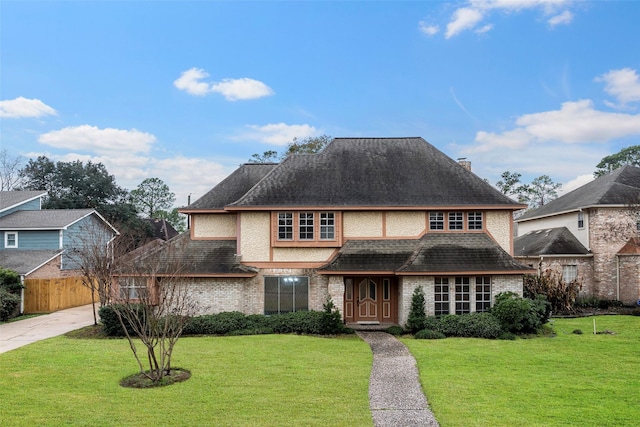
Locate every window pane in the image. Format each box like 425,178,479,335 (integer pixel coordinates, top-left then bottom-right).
294,278,309,311
345,278,353,300
278,213,293,240
320,213,335,240
369,280,376,301
429,212,444,230
449,212,463,230
264,277,279,315
562,265,577,282
468,212,483,230
299,212,314,240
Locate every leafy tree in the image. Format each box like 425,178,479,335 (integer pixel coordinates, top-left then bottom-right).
595,145,640,177
248,135,332,163
0,149,26,191
130,178,175,219
525,175,562,209
406,286,427,333
495,171,529,203
0,268,23,321
156,208,187,233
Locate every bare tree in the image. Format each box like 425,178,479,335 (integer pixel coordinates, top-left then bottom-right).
0,149,25,191
111,238,199,383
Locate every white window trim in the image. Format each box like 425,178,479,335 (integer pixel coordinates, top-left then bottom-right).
4,231,18,248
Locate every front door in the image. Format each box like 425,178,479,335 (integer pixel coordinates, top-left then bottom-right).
357,277,378,321
343,276,398,324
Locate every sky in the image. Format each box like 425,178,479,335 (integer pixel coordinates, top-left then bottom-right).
2,0,640,208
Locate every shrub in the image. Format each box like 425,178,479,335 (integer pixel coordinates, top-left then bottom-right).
631,307,640,317
99,304,147,337
414,329,446,340
0,268,23,294
406,286,427,333
498,331,517,340
491,292,550,334
0,288,21,321
385,325,405,336
524,270,581,313
183,311,248,335
430,313,504,339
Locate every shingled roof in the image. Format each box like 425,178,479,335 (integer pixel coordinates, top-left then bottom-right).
0,250,62,275
183,163,278,211
320,233,532,274
518,165,640,221
0,209,97,229
223,138,523,209
118,232,257,277
0,191,46,212
514,227,590,256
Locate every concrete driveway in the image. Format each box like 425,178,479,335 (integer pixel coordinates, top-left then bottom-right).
0,304,97,354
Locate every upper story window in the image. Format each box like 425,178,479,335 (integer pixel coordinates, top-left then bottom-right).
430,211,484,231
274,211,339,246
577,212,584,229
4,232,18,248
429,212,444,230
278,213,293,240
468,212,483,230
448,212,464,230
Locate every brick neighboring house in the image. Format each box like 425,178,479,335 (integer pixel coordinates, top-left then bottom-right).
119,137,532,326
515,166,640,305
0,191,119,313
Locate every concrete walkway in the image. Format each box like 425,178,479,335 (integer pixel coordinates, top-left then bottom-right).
358,331,439,427
0,304,97,354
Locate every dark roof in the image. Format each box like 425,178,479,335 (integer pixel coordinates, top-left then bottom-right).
518,165,640,221
225,138,523,209
320,233,531,274
119,232,257,276
0,209,96,229
618,237,640,255
0,250,62,275
144,218,179,241
0,191,46,212
514,227,590,256
183,163,278,210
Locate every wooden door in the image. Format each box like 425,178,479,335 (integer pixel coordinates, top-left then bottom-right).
357,277,378,321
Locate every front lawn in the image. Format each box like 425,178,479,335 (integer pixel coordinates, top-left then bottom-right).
403,315,640,427
0,334,372,426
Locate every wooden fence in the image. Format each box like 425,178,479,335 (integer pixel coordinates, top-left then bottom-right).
23,277,95,313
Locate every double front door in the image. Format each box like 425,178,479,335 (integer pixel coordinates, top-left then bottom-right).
344,276,397,324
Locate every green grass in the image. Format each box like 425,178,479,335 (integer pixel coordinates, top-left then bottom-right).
0,334,372,426
403,315,640,427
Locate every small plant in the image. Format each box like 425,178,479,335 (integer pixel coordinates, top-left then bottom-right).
572,329,583,334
414,329,446,340
498,331,517,340
385,325,405,336
406,286,427,333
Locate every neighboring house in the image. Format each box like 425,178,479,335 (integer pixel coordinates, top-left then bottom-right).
121,137,532,326
144,218,179,241
515,166,640,305
0,191,119,313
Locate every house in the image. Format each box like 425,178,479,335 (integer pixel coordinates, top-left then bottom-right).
515,165,640,305
144,218,179,241
0,191,119,313
122,137,532,326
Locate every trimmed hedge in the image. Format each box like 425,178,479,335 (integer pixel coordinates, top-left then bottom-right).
418,312,504,339
414,329,445,339
490,292,551,334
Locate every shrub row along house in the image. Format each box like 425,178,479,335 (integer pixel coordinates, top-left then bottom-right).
116,137,533,326
515,165,640,306
0,191,118,313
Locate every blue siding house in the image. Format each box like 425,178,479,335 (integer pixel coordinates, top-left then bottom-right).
0,191,119,312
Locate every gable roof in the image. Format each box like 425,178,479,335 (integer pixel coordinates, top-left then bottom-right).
182,163,278,211
0,249,63,276
144,218,179,241
320,233,532,275
0,191,46,213
0,209,97,230
218,137,523,209
117,232,257,277
518,165,640,222
514,227,590,256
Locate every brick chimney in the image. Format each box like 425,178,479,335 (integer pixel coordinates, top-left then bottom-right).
457,158,471,172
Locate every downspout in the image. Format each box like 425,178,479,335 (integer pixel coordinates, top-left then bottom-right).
616,255,620,301
20,275,25,314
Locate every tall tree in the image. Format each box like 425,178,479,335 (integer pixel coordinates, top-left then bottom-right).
496,171,529,203
0,149,26,191
248,135,332,163
249,150,279,163
130,178,175,218
594,145,640,177
525,175,562,209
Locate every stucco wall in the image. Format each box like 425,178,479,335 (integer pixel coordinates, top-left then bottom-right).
343,212,383,238
486,211,513,253
385,211,426,237
272,247,337,262
192,213,237,238
239,212,271,262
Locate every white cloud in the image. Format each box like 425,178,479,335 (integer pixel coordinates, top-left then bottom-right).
245,123,319,146
173,67,274,100
418,21,439,36
560,174,594,195
38,125,156,155
548,10,573,26
431,0,575,39
595,68,640,108
0,97,57,118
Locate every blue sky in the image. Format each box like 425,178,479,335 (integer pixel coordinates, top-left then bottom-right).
2,1,639,207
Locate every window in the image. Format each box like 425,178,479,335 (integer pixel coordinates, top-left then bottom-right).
430,212,444,230
562,265,577,283
4,232,18,248
475,276,491,312
448,212,464,230
468,212,483,230
278,213,293,240
320,212,335,240
120,277,146,300
299,212,314,240
264,276,309,315
434,278,449,315
577,212,584,229
455,277,470,314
